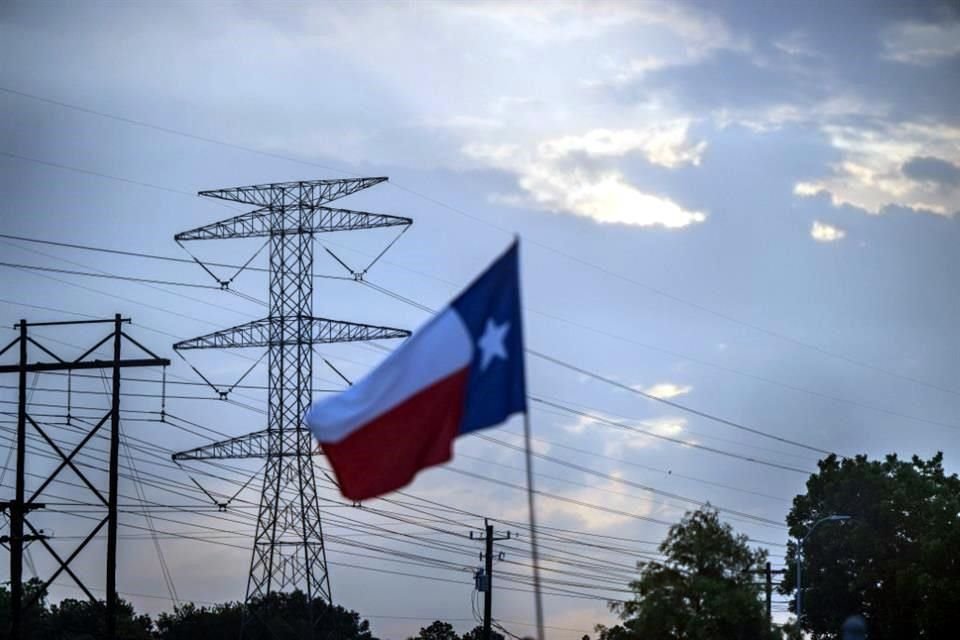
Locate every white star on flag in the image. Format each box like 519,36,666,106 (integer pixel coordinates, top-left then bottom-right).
477,318,510,371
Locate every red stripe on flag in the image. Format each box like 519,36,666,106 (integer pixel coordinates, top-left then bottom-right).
320,367,470,501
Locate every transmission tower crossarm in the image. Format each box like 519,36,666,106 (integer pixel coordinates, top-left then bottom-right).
198,177,388,207
175,205,411,241
172,429,326,461
173,429,270,461
173,317,410,350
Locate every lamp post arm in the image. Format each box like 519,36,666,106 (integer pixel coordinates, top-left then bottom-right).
796,515,851,625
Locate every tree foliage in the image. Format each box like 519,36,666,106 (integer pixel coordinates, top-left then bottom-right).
0,585,376,640
0,579,152,639
407,621,506,640
156,591,376,640
461,625,505,640
783,452,960,639
613,507,777,640
407,620,460,640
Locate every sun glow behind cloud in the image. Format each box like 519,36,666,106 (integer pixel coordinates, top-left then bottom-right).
810,220,846,243
794,123,960,216
637,383,694,399
465,122,708,229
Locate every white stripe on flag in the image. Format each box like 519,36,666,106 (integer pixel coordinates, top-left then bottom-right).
305,307,473,443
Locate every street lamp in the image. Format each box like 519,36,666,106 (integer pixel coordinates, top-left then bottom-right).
796,515,851,624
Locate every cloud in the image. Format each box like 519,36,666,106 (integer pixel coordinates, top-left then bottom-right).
452,0,739,52
562,411,688,451
773,30,825,59
810,220,846,243
518,169,707,228
533,471,659,531
538,123,707,168
563,414,595,435
793,122,960,216
464,123,708,229
610,417,687,453
636,382,693,399
881,20,960,66
719,95,888,134
421,115,503,131
902,156,960,186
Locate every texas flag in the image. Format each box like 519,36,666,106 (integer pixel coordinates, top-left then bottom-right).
305,241,526,501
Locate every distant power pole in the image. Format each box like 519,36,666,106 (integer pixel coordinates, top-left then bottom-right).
765,561,772,623
745,562,785,624
0,315,169,640
472,522,512,640
169,178,412,627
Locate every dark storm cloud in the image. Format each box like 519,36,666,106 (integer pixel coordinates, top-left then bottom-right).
902,156,960,186
600,0,960,125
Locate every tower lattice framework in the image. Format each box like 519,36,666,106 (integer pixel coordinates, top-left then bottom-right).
171,178,411,607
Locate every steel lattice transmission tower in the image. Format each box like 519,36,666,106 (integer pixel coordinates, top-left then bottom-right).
171,178,411,607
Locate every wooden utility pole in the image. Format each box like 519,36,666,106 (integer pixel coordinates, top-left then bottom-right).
472,522,511,640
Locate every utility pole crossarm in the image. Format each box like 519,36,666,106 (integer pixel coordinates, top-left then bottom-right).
174,205,411,241
198,177,388,207
173,317,410,350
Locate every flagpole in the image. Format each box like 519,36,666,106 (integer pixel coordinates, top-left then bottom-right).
523,410,546,640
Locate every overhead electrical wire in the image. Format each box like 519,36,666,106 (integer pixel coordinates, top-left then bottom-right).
1,240,840,461
3,410,676,584
0,243,837,458
5,386,794,537
0,260,223,290
1,292,824,510
0,140,960,418
3,82,955,403
1,229,944,490
0,196,820,608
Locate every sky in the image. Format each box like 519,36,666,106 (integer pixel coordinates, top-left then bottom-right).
1,0,960,637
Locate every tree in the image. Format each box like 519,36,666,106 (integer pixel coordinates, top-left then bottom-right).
155,591,377,640
407,620,460,640
154,601,244,640
612,507,777,640
782,452,960,639
593,624,634,640
462,625,505,640
47,597,153,640
0,581,151,640
0,578,52,639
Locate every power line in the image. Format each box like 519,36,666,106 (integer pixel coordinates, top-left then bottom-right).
474,433,785,528
0,150,201,198
0,232,353,282
0,260,223,290
0,264,804,596
0,233,930,482
1,416,668,592
530,397,812,475
2,391,793,534
3,84,955,400
528,350,833,455
527,391,819,466
7,402,644,604
3,287,821,487
493,424,790,503
358,282,835,456
7,229,960,436
17,336,793,506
